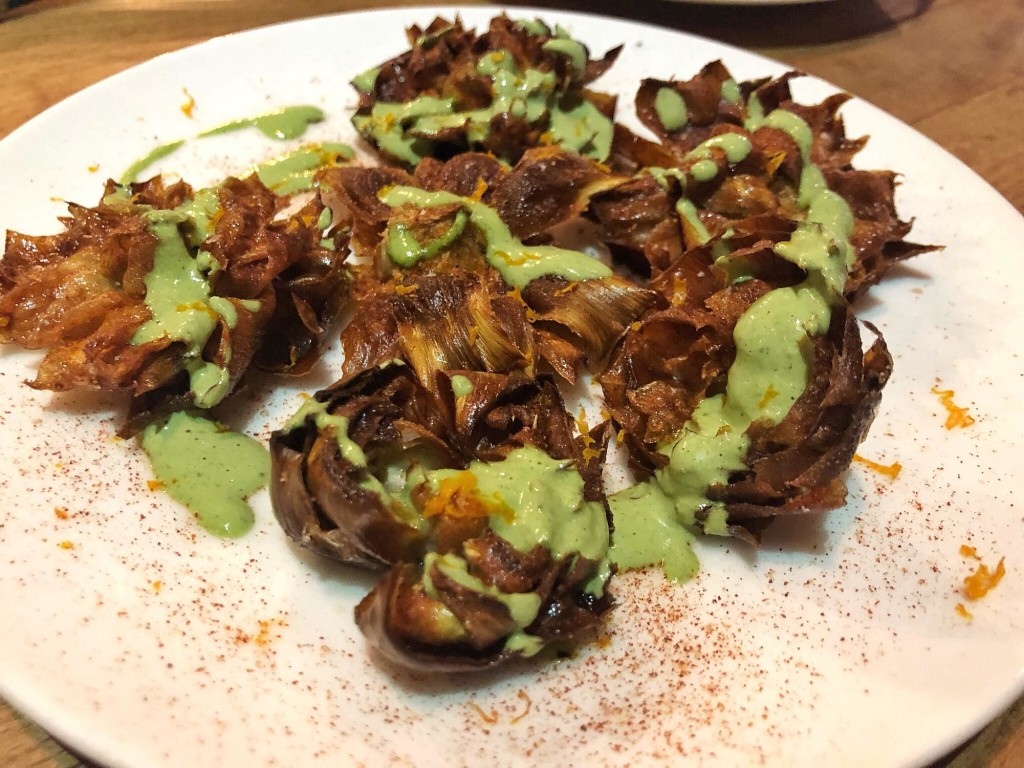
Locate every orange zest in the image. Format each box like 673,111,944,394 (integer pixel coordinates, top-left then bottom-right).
962,556,1006,600
506,285,526,305
469,702,499,724
758,385,779,410
764,151,787,176
959,544,979,560
498,249,540,266
852,454,902,480
180,87,196,118
577,408,600,463
470,177,489,201
510,689,532,724
955,602,973,621
421,472,513,522
930,385,975,429
670,275,688,306
554,282,577,297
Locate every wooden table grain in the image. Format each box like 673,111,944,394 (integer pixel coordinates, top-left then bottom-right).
0,1,1021,766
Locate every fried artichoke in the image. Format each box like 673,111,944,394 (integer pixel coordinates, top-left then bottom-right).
318,148,654,388
591,63,927,532
0,174,351,431
350,15,621,166
270,362,612,670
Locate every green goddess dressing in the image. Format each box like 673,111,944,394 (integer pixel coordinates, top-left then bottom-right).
422,446,611,655
141,411,269,538
378,185,612,288
120,105,331,184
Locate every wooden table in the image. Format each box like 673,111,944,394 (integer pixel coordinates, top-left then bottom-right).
0,1,1021,766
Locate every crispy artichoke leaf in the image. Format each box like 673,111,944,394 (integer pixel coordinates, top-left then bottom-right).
341,270,533,391
523,275,656,365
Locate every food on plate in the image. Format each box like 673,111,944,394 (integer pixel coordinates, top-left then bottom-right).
0,172,350,431
0,13,936,672
317,148,653,388
271,362,612,668
963,555,1007,600
931,383,975,429
0,156,353,536
591,64,930,558
350,15,620,166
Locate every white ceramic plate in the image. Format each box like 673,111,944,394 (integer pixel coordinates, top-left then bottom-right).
1,7,1021,768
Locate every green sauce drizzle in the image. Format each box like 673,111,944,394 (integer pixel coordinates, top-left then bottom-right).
199,105,325,141
284,392,427,531
351,65,381,93
686,133,753,165
285,397,367,464
418,445,612,654
720,78,742,105
514,18,551,36
176,187,221,246
427,446,609,564
542,37,587,76
450,374,474,398
547,94,613,160
644,134,754,245
120,105,329,183
423,551,545,654
654,88,688,132
675,198,712,243
140,411,269,538
608,482,699,583
132,209,237,408
120,141,185,185
387,209,469,268
424,552,543,627
379,185,611,288
253,142,354,194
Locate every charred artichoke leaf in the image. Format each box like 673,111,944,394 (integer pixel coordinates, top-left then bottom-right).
603,65,926,580
635,61,745,149
711,311,892,519
252,195,353,375
522,275,656,366
268,360,614,671
620,62,934,300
